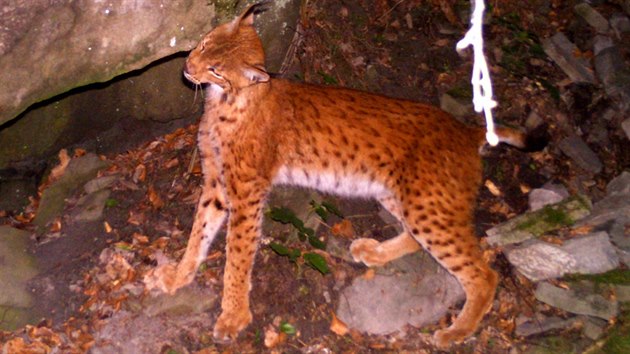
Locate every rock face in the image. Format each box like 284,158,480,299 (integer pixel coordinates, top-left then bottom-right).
0,0,217,126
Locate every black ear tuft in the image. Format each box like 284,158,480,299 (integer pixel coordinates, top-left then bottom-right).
522,124,550,152
240,1,272,26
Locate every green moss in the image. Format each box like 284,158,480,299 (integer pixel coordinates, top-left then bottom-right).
566,270,630,285
597,306,630,354
516,204,573,231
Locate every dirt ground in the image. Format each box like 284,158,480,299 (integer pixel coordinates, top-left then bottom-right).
2,0,630,353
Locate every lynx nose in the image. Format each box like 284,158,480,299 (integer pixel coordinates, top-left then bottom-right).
183,61,200,84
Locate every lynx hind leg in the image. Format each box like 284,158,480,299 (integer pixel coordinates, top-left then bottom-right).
402,197,497,348
144,176,227,294
350,195,421,267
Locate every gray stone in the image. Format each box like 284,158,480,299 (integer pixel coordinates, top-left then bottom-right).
607,171,630,196
264,186,324,239
542,33,596,84
577,195,630,227
528,183,569,211
507,241,576,281
0,178,37,211
33,153,110,233
525,111,544,130
574,3,610,33
582,317,607,340
84,175,119,194
515,314,579,337
0,226,39,330
593,35,630,106
611,13,630,35
622,118,630,140
535,282,618,320
486,195,592,246
615,285,630,302
73,189,112,222
337,252,464,334
558,134,603,173
562,232,620,274
143,285,218,317
439,93,473,119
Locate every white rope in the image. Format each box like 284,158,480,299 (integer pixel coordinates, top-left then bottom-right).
456,0,499,146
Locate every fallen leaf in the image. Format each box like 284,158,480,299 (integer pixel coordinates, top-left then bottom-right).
331,219,355,238
133,164,146,183
164,157,179,169
103,221,113,233
147,185,164,209
362,268,375,280
264,326,287,348
484,179,502,196
330,312,349,336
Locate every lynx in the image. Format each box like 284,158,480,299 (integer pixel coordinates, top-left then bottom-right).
145,3,539,348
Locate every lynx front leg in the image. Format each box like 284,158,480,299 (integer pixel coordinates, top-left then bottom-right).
213,180,269,342
144,158,227,294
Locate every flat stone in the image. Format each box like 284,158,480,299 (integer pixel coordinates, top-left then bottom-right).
578,195,630,227
593,35,630,98
33,153,110,233
73,189,112,222
574,3,610,33
439,93,473,119
622,118,630,140
558,134,603,173
528,183,569,211
143,285,218,317
515,314,579,337
582,317,607,340
507,241,576,281
562,232,619,274
487,195,592,246
611,13,630,35
542,33,596,84
0,226,39,330
0,178,37,211
615,285,630,302
84,175,118,194
607,171,630,196
535,282,618,320
337,252,464,335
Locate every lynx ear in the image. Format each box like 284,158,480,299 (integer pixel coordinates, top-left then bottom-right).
238,1,271,26
243,65,270,84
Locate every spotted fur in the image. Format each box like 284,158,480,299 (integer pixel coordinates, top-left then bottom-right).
144,3,531,348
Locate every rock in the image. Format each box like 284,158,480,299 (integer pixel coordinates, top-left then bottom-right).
577,195,630,228
0,226,39,330
622,118,630,140
33,153,110,233
0,0,217,125
558,134,603,173
525,111,544,130
143,285,218,317
582,317,607,340
0,178,37,211
507,232,619,281
534,282,618,320
73,189,112,222
593,35,630,109
507,241,576,281
610,13,630,35
528,183,569,211
574,3,610,33
562,232,620,274
336,252,465,335
486,195,592,246
542,33,596,84
264,186,324,240
439,93,473,119
84,175,119,194
515,314,579,337
615,285,630,302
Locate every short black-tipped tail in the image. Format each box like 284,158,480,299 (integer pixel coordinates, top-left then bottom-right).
493,124,549,152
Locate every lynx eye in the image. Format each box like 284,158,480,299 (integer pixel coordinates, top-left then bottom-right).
208,66,223,79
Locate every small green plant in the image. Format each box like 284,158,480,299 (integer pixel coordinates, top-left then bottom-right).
310,200,344,221
267,205,336,275
317,71,338,85
105,198,119,208
280,321,297,335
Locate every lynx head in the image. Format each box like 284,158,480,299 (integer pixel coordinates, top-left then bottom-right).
184,2,270,92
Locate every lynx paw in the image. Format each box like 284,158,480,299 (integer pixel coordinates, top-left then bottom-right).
350,238,386,267
213,309,253,343
143,263,191,294
433,327,470,349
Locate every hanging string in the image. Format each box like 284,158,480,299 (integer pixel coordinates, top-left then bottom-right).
456,0,499,146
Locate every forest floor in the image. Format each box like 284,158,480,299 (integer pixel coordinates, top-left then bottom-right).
1,0,630,353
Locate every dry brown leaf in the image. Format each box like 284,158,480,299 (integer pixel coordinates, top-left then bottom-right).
103,221,113,233
264,326,287,348
569,224,594,236
49,218,62,233
165,157,180,169
330,312,349,336
147,185,164,209
132,232,149,244
127,210,146,226
133,164,146,183
331,219,355,239
484,179,502,196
